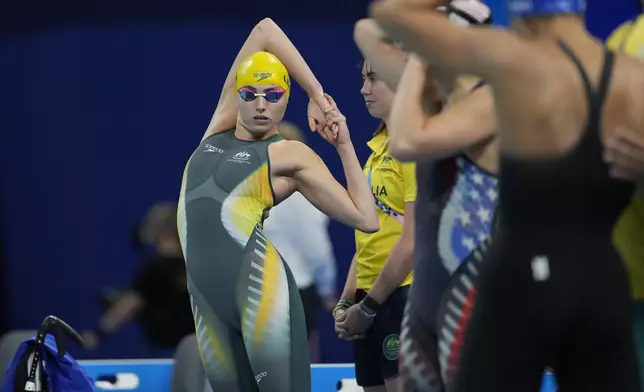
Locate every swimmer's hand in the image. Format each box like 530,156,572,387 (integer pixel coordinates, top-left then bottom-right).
317,93,351,146
604,127,644,184
307,92,333,133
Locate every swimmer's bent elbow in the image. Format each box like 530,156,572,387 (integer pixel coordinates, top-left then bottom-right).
255,18,279,35
389,138,425,162
389,128,468,162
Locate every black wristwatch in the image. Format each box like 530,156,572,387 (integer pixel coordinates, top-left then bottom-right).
361,295,382,314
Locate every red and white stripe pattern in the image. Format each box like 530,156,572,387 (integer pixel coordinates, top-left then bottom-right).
436,238,490,387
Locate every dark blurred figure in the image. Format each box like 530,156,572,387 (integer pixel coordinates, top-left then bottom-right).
83,202,194,358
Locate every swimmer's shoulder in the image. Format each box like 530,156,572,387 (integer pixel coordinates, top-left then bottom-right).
201,128,234,144
269,140,321,174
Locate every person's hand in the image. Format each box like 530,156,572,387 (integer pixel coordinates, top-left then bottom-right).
81,330,100,350
334,310,366,341
307,92,333,133
334,307,348,335
604,127,644,184
332,299,353,321
317,94,351,147
335,302,375,339
333,299,365,340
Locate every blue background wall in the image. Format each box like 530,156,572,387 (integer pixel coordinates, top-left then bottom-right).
0,0,640,361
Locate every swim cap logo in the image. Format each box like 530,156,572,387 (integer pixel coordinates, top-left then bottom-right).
382,334,400,360
254,72,272,82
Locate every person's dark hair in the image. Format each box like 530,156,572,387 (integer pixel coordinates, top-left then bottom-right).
362,57,442,134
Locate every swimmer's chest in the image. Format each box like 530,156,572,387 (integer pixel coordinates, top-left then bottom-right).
188,131,277,194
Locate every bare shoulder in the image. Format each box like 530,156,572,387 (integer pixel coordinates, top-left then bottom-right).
482,27,542,70
270,139,316,160
514,38,554,75
493,40,559,94
269,140,319,175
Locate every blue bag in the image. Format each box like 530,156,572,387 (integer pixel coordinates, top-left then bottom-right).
1,316,93,392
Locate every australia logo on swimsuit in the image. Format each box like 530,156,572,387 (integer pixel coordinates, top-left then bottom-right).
254,72,272,82
228,151,252,164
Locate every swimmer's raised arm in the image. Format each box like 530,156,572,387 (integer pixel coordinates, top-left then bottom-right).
205,17,328,139
354,19,408,90
290,142,379,233
271,95,379,233
273,141,379,233
389,55,496,161
370,0,533,81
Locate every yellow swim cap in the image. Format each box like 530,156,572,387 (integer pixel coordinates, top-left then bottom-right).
235,51,291,95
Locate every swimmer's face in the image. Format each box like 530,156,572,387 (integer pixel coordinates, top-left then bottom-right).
237,84,288,136
361,62,395,120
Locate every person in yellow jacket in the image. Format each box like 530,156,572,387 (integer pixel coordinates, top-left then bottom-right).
607,16,644,386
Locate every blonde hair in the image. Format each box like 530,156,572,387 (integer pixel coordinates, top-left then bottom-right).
140,201,178,246
278,121,306,142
